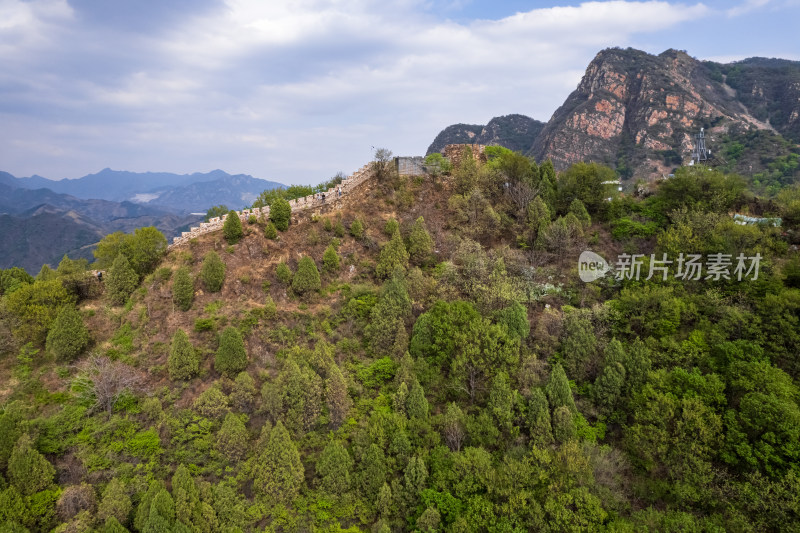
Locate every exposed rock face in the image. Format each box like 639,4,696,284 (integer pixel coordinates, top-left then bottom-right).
428,48,800,180
426,114,544,155
531,48,784,178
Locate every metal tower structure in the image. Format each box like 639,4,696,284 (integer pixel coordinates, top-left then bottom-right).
692,128,710,164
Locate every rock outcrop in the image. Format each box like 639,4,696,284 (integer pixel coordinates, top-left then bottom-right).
426,114,544,155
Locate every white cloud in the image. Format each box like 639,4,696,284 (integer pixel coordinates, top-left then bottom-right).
0,0,795,183
727,0,771,17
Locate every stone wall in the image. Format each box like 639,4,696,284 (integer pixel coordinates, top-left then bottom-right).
443,144,487,167
395,156,426,176
168,163,374,249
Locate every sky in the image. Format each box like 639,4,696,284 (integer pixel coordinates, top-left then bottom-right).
1,0,799,185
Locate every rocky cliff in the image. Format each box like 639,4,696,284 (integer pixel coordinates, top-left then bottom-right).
426,114,544,155
429,48,800,181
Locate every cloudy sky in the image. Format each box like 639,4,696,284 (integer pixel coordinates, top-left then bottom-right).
1,0,798,185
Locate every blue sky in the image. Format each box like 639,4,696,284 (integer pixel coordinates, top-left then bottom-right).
1,0,798,185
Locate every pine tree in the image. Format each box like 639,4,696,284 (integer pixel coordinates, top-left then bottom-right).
394,382,409,416
528,388,553,447
276,261,292,285
172,464,203,530
102,517,130,533
568,198,591,228
0,486,27,527
442,402,465,451
143,488,175,533
252,421,304,505
97,478,132,526
408,216,434,264
45,305,90,361
417,507,441,533
546,363,576,414
200,251,226,293
172,266,194,311
359,443,387,498
292,256,321,295
8,434,55,495
404,455,428,495
406,380,429,420
270,197,292,231
215,327,247,377
322,244,340,273
350,218,364,239
216,412,249,460
106,254,138,305
316,440,353,496
384,217,400,237
552,405,576,444
230,371,256,412
169,329,198,381
264,221,278,239
223,210,243,244
326,363,351,429
488,371,514,434
376,231,409,279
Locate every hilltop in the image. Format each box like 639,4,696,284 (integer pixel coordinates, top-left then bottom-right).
1,148,800,532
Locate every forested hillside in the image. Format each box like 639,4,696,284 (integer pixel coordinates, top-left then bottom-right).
1,147,800,532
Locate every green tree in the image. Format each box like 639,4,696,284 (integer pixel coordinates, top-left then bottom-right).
270,197,292,232
97,478,131,525
552,405,576,444
488,371,515,435
215,327,247,377
4,279,74,345
454,146,479,194
172,464,204,531
276,261,292,285
275,358,323,433
556,162,615,214
350,218,365,239
326,363,352,429
223,210,243,244
102,516,129,533
45,305,89,361
322,244,340,273
205,204,229,222
527,195,551,238
106,254,138,305
408,216,434,264
528,388,554,447
366,273,412,354
143,489,175,533
292,256,321,295
546,363,576,414
133,482,165,533
316,440,353,496
168,329,198,381
359,443,387,498
568,198,591,228
230,371,256,412
217,413,249,460
376,231,410,279
441,402,466,451
172,266,194,311
200,251,225,292
384,218,400,237
424,152,452,180
406,379,429,420
8,434,55,495
560,312,597,382
252,421,304,505
417,506,441,533
126,227,168,278
0,267,33,295
264,221,278,239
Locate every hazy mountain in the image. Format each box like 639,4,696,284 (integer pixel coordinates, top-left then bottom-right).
6,168,284,211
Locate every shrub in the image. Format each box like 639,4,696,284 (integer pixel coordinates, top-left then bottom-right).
350,218,364,239
46,306,90,362
216,412,249,460
276,262,292,285
248,214,257,224
223,210,243,244
8,434,55,495
193,385,230,419
270,197,292,231
323,218,333,232
333,221,346,238
408,216,434,264
172,266,194,311
106,254,138,305
168,329,198,381
376,232,409,279
384,218,400,237
322,244,340,273
292,256,321,295
215,327,247,377
264,221,278,240
201,251,226,292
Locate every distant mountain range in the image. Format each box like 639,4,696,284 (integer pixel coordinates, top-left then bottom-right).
0,168,284,213
0,169,286,272
429,48,800,181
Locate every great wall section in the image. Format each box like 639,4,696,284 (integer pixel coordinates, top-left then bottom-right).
167,144,487,250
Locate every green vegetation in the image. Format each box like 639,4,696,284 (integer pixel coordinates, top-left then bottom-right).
6,148,800,532
94,227,167,279
223,210,243,244
269,197,292,232
200,251,225,292
172,266,194,311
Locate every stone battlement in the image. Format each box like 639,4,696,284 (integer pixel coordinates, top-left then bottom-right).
168,163,373,249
